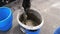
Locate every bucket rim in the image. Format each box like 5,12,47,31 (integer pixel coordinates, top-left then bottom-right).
17,8,44,30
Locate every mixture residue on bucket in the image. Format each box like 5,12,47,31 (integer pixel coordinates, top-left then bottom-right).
24,20,35,26
19,9,41,27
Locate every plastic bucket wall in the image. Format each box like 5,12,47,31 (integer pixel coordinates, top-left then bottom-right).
0,7,13,31
17,8,44,34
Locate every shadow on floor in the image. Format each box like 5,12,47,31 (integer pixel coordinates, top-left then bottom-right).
12,25,25,34
0,29,11,34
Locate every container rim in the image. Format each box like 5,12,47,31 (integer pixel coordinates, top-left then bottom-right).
0,7,12,22
17,8,44,30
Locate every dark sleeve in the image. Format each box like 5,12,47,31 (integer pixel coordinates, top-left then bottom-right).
22,0,31,9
